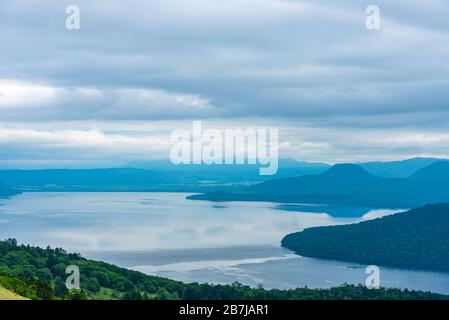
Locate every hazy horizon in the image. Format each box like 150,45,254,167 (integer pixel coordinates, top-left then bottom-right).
0,156,449,170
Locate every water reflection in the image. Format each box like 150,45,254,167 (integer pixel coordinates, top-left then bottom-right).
274,203,406,218
0,192,401,253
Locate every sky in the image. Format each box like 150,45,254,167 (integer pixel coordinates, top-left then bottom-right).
1,0,449,168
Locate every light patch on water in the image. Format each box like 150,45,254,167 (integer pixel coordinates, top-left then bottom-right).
132,254,298,273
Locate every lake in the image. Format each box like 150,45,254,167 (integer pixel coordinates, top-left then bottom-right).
1,192,449,294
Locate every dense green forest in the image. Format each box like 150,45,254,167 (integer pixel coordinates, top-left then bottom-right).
282,203,449,272
0,238,446,300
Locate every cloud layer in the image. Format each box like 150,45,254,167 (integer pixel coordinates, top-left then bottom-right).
0,0,449,165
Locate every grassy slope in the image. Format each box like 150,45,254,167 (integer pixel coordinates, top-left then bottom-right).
0,286,28,300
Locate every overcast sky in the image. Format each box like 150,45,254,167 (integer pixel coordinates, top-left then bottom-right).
1,0,449,168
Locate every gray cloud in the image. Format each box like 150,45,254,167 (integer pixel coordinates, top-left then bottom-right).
0,0,449,165
0,0,448,123
0,82,222,120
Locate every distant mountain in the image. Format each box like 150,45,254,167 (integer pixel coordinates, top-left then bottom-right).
126,158,330,181
0,182,20,197
0,159,330,192
409,161,449,180
188,162,449,207
247,164,388,195
0,169,183,192
360,157,448,178
115,157,449,179
2,157,447,196
282,203,449,272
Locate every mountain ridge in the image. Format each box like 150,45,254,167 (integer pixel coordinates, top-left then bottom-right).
359,157,448,178
188,161,449,207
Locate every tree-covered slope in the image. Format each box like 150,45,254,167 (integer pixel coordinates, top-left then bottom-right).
282,203,449,272
0,239,446,300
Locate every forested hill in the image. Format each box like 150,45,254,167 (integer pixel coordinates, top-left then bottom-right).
282,203,449,272
0,239,446,300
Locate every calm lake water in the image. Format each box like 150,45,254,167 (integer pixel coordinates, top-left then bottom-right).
1,192,449,294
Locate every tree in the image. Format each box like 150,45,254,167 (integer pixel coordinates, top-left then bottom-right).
35,278,54,300
54,276,69,296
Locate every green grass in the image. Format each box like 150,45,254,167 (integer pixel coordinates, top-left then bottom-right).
0,286,28,300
